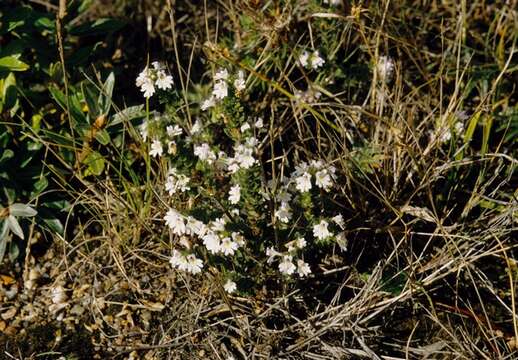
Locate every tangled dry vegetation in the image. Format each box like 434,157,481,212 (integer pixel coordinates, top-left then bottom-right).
1,0,517,359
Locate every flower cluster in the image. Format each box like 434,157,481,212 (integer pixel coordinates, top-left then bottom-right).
299,50,325,70
201,69,246,111
266,238,311,277
136,61,174,98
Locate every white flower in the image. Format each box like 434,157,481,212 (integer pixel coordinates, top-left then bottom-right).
278,255,296,275
164,209,186,235
439,128,452,143
136,67,151,87
240,123,251,133
201,97,215,111
234,71,246,92
151,61,165,70
191,119,203,134
309,50,325,69
254,117,264,128
141,78,155,98
295,172,312,192
376,56,395,82
202,232,221,254
275,202,292,223
315,169,332,191
156,70,173,90
324,0,342,5
185,216,206,236
299,51,310,67
213,81,228,99
139,121,148,141
214,68,229,81
266,247,281,264
194,143,216,163
210,217,226,232
332,214,345,229
296,237,307,249
185,254,203,274
149,139,163,157
313,220,332,240
220,237,238,256
336,231,348,251
277,189,292,203
454,121,465,135
167,125,183,137
224,280,237,294
231,232,245,247
296,259,311,277
300,51,325,70
169,249,186,269
228,184,241,204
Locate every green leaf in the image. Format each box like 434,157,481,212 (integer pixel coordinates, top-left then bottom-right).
42,217,64,235
110,105,145,127
101,72,115,114
95,129,110,145
0,220,9,264
82,82,100,119
0,149,14,165
7,215,24,239
49,86,87,126
83,151,105,176
9,203,37,217
68,18,125,36
33,177,49,195
0,56,29,71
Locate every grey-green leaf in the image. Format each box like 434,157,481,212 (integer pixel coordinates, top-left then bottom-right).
7,215,23,239
9,203,37,217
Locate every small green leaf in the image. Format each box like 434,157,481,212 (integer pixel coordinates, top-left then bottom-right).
101,72,115,114
7,215,23,239
33,177,49,195
42,217,64,235
95,129,110,145
110,105,144,127
0,56,29,71
83,151,105,176
10,203,37,217
0,149,14,165
0,221,9,264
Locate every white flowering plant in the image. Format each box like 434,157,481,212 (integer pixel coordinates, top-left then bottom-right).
131,56,356,294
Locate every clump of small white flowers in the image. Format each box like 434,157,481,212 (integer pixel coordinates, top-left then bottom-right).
294,88,322,104
169,250,203,274
376,56,395,83
136,61,173,98
278,255,296,275
224,279,237,294
313,219,332,240
228,184,241,204
194,143,217,164
299,50,325,70
286,237,307,252
201,68,248,111
226,138,258,173
296,259,311,277
149,139,163,157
